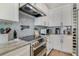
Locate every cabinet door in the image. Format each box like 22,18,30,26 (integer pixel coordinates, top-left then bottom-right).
62,4,72,26
3,44,30,56
0,3,19,22
53,35,61,50
62,35,72,53
49,7,61,26
54,7,61,26
49,9,57,26
47,36,51,54
47,35,54,54
49,35,54,50
48,11,54,26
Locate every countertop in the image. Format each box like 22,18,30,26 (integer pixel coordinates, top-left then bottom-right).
0,39,30,55
0,36,46,55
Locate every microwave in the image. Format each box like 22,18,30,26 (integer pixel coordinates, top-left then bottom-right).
40,29,51,35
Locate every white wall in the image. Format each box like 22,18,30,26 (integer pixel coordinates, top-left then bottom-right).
12,13,35,38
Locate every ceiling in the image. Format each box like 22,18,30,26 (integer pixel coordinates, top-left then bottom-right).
45,3,71,9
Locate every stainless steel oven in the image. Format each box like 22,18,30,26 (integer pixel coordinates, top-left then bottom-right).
31,38,47,56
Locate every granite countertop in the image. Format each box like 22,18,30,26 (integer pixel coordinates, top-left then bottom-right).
0,39,30,55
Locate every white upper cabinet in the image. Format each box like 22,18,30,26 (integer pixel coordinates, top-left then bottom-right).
54,7,61,26
49,7,61,26
0,3,19,22
49,4,73,26
61,4,73,26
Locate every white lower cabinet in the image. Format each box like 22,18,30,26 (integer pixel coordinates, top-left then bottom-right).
53,35,72,53
47,35,72,54
62,35,72,53
47,35,54,54
53,35,61,51
49,35,54,50
47,35,61,54
3,44,30,56
54,35,72,53
47,36,51,54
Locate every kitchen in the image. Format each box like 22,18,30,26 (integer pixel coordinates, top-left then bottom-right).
0,3,79,56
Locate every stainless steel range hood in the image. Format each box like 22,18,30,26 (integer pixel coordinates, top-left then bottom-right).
19,3,46,17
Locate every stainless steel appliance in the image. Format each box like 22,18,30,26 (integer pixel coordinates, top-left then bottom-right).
31,38,47,56
40,29,51,35
19,3,46,17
